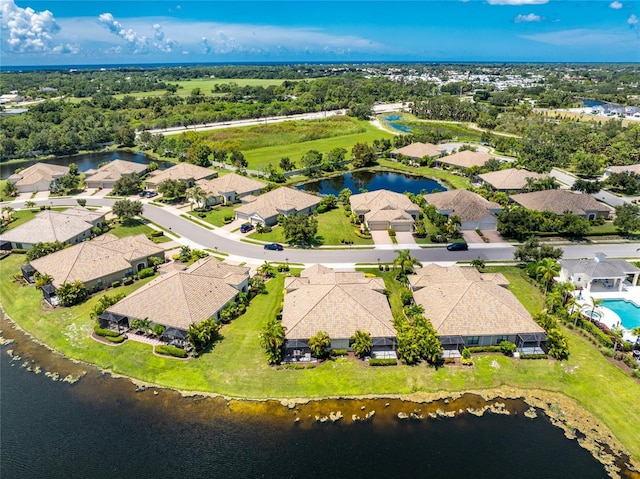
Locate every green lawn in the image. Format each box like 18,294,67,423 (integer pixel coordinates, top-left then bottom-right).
376,159,471,190
1,255,638,460
108,219,171,243
186,205,237,227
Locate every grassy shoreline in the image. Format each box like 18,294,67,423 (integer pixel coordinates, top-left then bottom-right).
0,254,638,462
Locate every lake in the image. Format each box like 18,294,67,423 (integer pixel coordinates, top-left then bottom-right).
0,315,627,479
383,114,412,133
0,151,166,179
298,170,446,196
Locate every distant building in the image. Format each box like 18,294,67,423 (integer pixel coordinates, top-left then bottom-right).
436,150,495,170
85,159,148,189
478,168,549,192
7,162,69,193
145,163,217,190
602,164,640,179
391,142,446,161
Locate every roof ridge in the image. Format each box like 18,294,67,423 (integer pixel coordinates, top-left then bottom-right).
340,285,396,335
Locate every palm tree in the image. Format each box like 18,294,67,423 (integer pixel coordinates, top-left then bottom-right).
3,181,18,197
186,185,207,210
351,330,372,359
258,261,276,279
1,206,14,221
393,249,421,275
470,258,485,272
25,200,36,209
308,330,331,359
34,272,53,290
535,258,560,297
259,318,285,364
587,296,603,323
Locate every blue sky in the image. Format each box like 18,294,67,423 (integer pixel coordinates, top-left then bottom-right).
1,0,639,66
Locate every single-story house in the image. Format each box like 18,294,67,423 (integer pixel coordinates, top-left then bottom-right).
436,150,495,170
282,264,397,360
510,189,612,220
145,163,217,190
7,162,69,193
105,257,250,343
0,207,106,250
478,168,549,192
410,264,546,355
29,233,164,291
559,253,640,293
349,189,420,232
196,173,265,206
391,142,446,162
234,187,321,226
85,159,148,189
423,189,502,230
602,164,640,179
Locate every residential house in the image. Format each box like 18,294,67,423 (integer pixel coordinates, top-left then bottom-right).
282,264,397,360
145,163,217,190
0,207,105,250
510,189,612,220
196,173,265,206
478,168,549,192
559,253,640,293
85,159,148,189
391,142,446,162
410,264,546,355
602,164,640,179
29,233,164,291
234,187,320,226
105,257,250,344
436,150,494,170
349,189,420,232
7,162,69,193
423,189,502,230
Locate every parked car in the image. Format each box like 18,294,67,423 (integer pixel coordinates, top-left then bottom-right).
264,243,284,251
240,223,254,233
145,191,158,198
138,190,149,197
446,242,468,251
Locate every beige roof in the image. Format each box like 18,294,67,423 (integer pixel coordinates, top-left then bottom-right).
606,164,640,175
510,190,612,216
478,168,548,191
439,150,494,169
409,263,509,290
108,271,240,331
186,256,251,288
196,173,264,197
423,189,502,221
0,208,104,245
235,187,320,221
8,162,69,187
411,265,544,337
285,264,385,292
147,163,216,185
30,234,163,288
350,190,420,223
391,142,445,159
85,159,147,182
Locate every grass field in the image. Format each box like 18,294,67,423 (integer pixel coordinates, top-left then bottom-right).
187,205,237,227
1,255,638,460
108,219,172,243
376,159,471,190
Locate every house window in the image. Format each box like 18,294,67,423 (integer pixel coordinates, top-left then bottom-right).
16,243,23,249
496,336,508,345
467,336,479,346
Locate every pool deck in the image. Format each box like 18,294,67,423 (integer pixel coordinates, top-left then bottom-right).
575,285,640,343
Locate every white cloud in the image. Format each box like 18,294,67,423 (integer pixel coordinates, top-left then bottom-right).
521,28,630,46
98,12,149,53
488,0,548,5
515,13,542,23
609,1,623,9
0,0,77,53
629,13,639,25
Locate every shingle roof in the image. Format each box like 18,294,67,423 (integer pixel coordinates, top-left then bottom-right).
0,208,104,245
423,189,502,221
108,271,240,331
85,159,147,182
234,187,320,220
439,150,494,169
8,162,69,187
478,168,548,190
29,234,163,288
510,190,612,216
187,256,251,287
606,164,640,175
391,142,445,159
350,190,420,224
560,257,640,279
147,163,216,185
411,265,544,337
285,264,385,291
196,173,264,197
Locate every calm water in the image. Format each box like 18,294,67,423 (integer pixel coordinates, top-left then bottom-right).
0,151,166,179
298,170,446,195
603,299,640,329
0,317,621,479
383,114,412,133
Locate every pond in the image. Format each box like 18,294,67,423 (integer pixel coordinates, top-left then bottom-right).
382,114,412,133
0,151,168,179
297,170,447,196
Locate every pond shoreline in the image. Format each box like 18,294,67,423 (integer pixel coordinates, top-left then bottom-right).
1,310,638,477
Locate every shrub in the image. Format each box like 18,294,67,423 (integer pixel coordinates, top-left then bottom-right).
499,340,516,356
330,349,348,357
155,344,188,358
467,346,502,353
137,267,155,279
460,357,473,366
123,277,134,285
354,230,372,239
93,325,122,337
520,353,548,359
369,358,397,366
105,335,125,343
444,357,456,364
461,348,471,359
384,264,390,271
111,280,121,288
11,248,27,254
223,214,234,222
149,230,164,238
387,227,396,237
581,321,614,348
400,289,414,306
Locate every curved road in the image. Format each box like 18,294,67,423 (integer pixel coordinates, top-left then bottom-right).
15,197,640,265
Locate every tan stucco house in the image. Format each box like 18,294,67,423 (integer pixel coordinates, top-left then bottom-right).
196,173,265,206
235,187,320,226
145,163,217,190
478,168,549,192
7,162,69,193
510,189,612,220
423,189,502,230
85,159,148,189
349,190,420,232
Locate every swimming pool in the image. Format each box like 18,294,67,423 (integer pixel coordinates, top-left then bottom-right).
602,299,640,330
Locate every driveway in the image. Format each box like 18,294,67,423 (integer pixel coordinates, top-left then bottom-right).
222,218,245,232
481,230,507,244
371,230,393,245
462,230,483,244
395,231,415,245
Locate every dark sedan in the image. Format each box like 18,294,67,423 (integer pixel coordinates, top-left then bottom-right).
264,243,284,251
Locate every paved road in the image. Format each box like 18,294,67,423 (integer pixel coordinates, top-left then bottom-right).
13,197,640,266
550,168,631,207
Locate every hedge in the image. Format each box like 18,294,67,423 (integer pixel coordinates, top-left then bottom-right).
467,346,502,353
369,358,397,366
149,230,164,238
111,280,121,288
155,344,188,358
105,335,125,344
11,248,27,254
520,353,548,360
137,267,155,279
581,321,614,348
94,325,122,338
123,277,134,285
330,349,348,357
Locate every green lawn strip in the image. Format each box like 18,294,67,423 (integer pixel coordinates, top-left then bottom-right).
1,255,638,459
180,214,214,230
485,266,546,314
108,219,171,243
587,222,620,236
376,159,470,190
0,179,8,200
187,205,237,227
